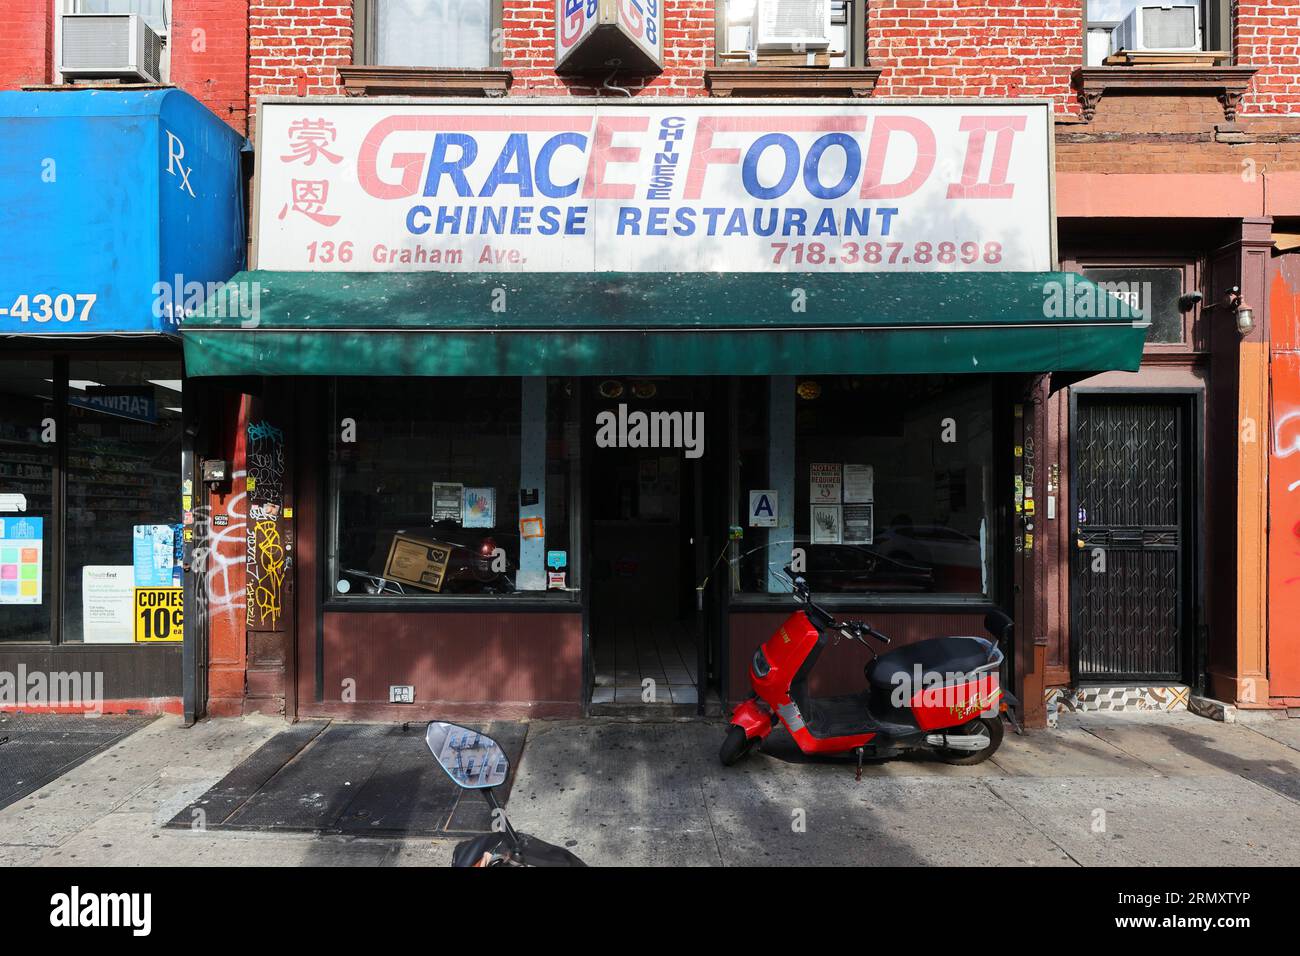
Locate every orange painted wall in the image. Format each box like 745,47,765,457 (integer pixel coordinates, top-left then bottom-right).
1270,263,1300,698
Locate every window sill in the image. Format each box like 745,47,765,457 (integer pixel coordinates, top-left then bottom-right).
337,66,513,98
705,66,881,98
728,594,997,614
1071,65,1258,123
322,596,580,613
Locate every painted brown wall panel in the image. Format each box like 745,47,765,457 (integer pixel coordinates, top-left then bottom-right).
320,611,583,707
728,611,987,705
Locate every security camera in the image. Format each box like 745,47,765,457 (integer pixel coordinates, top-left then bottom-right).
1177,291,1204,312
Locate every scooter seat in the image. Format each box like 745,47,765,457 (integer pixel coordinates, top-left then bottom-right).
866,636,995,692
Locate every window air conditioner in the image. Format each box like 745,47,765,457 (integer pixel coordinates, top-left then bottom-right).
1111,3,1202,55
60,13,164,83
752,0,832,51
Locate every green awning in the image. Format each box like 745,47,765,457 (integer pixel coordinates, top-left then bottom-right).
181,271,1147,377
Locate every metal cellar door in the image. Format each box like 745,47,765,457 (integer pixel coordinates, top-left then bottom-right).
1071,395,1189,682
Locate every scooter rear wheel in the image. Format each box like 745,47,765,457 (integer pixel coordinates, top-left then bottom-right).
935,716,1003,766
719,724,758,766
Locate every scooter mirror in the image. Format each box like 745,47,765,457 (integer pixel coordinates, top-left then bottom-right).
425,721,510,790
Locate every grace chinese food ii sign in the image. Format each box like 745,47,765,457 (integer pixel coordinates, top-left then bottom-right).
254,101,1052,273
555,0,663,74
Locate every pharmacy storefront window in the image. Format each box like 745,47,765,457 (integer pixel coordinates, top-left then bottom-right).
0,359,184,644
0,360,56,641
331,377,577,599
737,376,995,601
62,361,184,643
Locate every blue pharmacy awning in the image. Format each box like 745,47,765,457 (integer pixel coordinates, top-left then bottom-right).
0,88,247,337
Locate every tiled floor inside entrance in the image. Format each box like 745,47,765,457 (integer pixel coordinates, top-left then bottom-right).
592,619,698,706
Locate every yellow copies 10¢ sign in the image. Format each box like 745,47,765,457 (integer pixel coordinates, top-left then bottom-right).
135,587,183,643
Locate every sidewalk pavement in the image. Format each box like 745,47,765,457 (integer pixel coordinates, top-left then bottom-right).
2,710,1299,867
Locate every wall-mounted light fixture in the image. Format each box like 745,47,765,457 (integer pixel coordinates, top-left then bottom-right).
1226,286,1255,335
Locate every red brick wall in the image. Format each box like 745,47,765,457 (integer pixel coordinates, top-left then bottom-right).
237,0,1300,120
867,0,1083,113
0,0,55,89
1,2,249,133
9,2,1300,121
170,0,252,134
1238,0,1300,114
248,0,352,125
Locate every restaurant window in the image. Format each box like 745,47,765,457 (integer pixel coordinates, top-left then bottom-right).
1084,1,1230,66
0,358,183,644
354,0,499,69
735,375,995,601
330,377,578,600
718,0,866,67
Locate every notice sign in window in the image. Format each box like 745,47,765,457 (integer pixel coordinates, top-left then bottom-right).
135,587,184,643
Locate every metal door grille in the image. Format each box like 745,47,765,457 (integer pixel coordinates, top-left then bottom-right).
1073,398,1184,680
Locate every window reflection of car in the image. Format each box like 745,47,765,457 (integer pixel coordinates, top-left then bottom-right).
348,520,517,595
875,525,982,570
799,544,935,593
741,543,934,593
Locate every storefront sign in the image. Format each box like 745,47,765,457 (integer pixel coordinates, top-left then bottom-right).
253,101,1052,274
0,516,42,605
432,482,463,523
82,566,135,643
844,464,874,503
134,587,184,643
0,89,246,336
844,503,874,545
556,0,662,74
383,534,452,592
133,524,180,588
811,504,842,545
748,490,778,528
810,463,842,503
69,387,158,424
462,487,496,529
557,0,601,60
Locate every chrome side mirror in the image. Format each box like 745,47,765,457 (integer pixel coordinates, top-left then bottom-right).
425,721,510,789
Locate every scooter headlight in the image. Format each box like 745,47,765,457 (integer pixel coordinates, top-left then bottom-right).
752,647,771,678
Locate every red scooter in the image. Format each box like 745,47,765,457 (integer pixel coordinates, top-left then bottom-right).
721,569,1016,771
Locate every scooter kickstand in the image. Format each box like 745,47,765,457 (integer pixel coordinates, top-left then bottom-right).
854,747,864,782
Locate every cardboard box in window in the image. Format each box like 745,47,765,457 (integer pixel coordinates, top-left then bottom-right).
383,533,452,593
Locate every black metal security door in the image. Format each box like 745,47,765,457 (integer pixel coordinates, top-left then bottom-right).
1071,395,1191,681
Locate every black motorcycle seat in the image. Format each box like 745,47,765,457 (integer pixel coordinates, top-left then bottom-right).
866,636,995,692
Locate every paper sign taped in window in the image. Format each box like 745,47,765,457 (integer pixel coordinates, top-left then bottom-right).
383,533,452,592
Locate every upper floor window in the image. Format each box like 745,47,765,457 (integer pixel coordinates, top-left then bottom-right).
74,0,167,37
355,0,499,69
1085,1,1230,66
718,0,866,68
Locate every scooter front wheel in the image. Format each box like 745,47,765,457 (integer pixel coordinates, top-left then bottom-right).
719,724,758,766
935,716,1003,766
